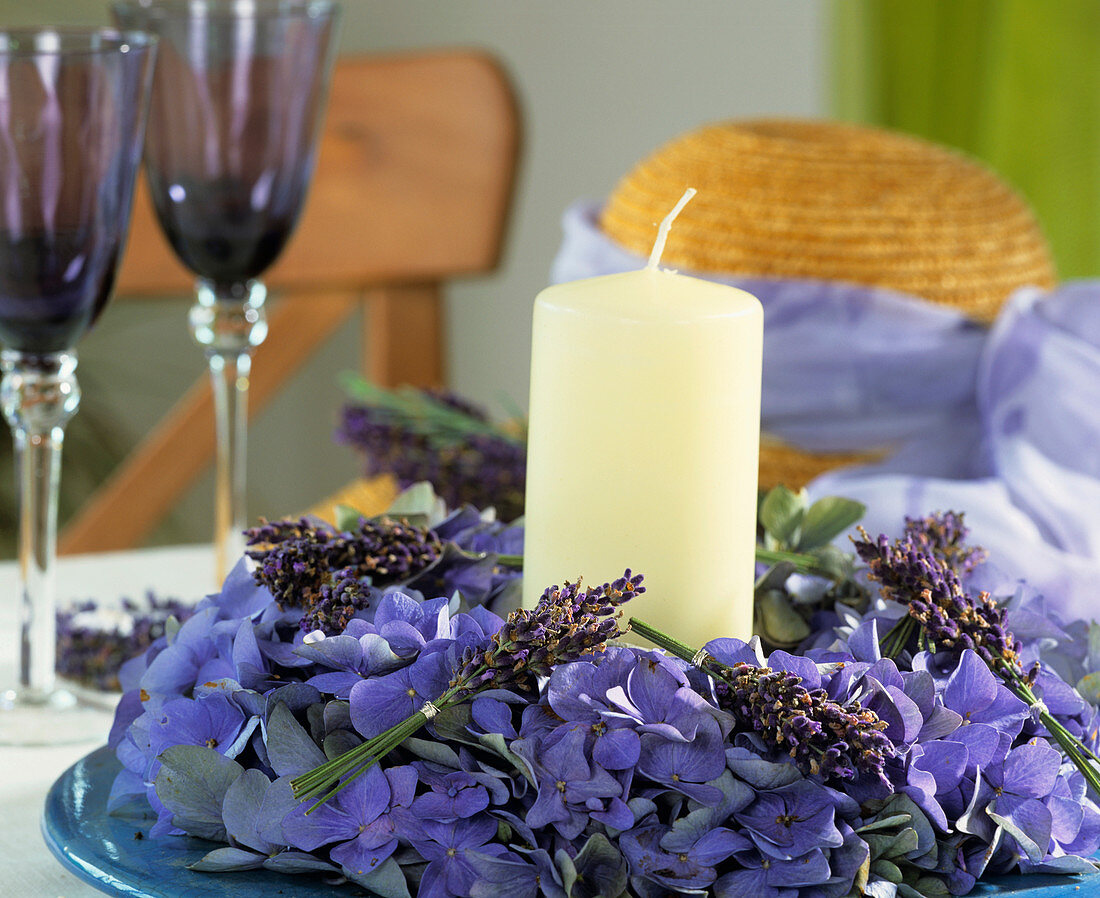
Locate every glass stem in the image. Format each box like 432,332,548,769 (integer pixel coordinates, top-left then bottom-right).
189,280,268,582
0,351,80,700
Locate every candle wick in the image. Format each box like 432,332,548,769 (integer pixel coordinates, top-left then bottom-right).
646,187,697,270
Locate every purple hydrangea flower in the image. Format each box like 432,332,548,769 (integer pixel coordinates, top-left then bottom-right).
282,763,417,878
515,728,631,840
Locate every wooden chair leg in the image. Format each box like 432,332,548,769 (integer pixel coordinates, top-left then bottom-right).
363,283,444,388
59,291,360,555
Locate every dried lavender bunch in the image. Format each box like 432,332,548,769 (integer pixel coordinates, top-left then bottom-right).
717,662,894,785
903,511,987,575
245,515,442,633
853,521,1020,668
56,594,192,691
300,567,373,636
291,571,643,807
627,618,895,788
338,383,526,521
854,513,1100,799
451,571,644,695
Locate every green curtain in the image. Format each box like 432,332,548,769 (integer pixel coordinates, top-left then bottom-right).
833,0,1100,279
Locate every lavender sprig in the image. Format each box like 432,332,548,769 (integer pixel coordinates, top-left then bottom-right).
854,513,1100,798
338,380,526,521
628,617,895,788
245,515,442,634
290,571,644,809
55,594,192,691
854,521,1019,666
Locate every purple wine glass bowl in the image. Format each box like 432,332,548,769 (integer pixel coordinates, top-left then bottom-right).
110,0,340,289
0,29,156,354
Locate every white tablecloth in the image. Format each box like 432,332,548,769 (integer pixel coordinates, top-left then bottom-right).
0,546,216,897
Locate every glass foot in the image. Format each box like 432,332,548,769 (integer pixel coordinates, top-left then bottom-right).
0,683,113,746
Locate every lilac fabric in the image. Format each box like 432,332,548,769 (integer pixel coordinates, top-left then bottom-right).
551,202,1100,619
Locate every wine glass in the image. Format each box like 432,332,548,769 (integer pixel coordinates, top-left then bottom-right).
110,0,341,581
0,28,156,745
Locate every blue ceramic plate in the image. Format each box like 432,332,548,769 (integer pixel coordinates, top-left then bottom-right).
42,746,374,897
42,746,1100,897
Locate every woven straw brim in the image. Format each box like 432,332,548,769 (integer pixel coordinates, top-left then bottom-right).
305,475,400,524
601,119,1056,323
758,439,886,493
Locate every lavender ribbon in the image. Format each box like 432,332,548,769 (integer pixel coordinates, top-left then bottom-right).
552,201,1100,618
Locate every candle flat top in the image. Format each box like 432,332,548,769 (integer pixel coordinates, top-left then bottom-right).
536,268,762,323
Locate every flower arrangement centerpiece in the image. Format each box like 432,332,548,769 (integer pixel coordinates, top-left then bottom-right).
107,485,1100,897
339,378,526,522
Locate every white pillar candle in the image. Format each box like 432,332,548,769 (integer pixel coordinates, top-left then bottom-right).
522,192,763,646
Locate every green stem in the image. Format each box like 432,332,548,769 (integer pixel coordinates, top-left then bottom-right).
879,616,916,661
496,554,523,569
998,664,1100,797
627,617,700,664
754,547,836,579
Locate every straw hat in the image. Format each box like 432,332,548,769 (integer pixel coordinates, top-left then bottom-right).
602,119,1054,323
600,119,1056,487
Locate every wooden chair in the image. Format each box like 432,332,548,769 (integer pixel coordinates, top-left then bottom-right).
58,49,520,555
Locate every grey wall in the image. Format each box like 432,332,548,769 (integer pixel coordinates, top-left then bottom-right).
0,1,826,548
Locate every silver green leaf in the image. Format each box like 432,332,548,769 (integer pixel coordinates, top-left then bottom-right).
797,496,866,550
155,744,244,842
757,589,812,647
760,485,806,547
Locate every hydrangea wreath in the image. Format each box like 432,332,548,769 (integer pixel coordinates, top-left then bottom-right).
107,485,1100,898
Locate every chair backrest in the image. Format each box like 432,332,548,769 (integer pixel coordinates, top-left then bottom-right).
60,49,520,556
116,48,520,296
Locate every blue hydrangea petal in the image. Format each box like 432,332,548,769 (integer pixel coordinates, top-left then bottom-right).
863,657,905,690
990,794,1053,863
256,776,299,847
1003,742,1062,799
593,726,640,770
330,827,399,878
281,797,359,851
150,693,247,758
471,696,519,740
294,634,365,670
1032,669,1088,718
379,620,427,657
350,671,422,739
766,651,822,689
413,781,490,821
763,847,832,888
913,739,969,795
713,866,771,898
590,796,634,831
373,591,425,629
359,633,404,674
918,704,964,742
846,619,882,663
947,722,1009,771
305,671,363,698
943,651,998,716
213,559,273,620
1047,793,1085,845
703,637,762,667
467,849,542,898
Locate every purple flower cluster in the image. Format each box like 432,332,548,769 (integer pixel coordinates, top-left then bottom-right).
853,522,1022,668
245,515,443,633
107,499,1100,897
454,572,642,694
56,594,193,691
706,654,894,787
338,389,526,522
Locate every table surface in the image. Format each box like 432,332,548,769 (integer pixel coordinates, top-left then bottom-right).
0,545,216,898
